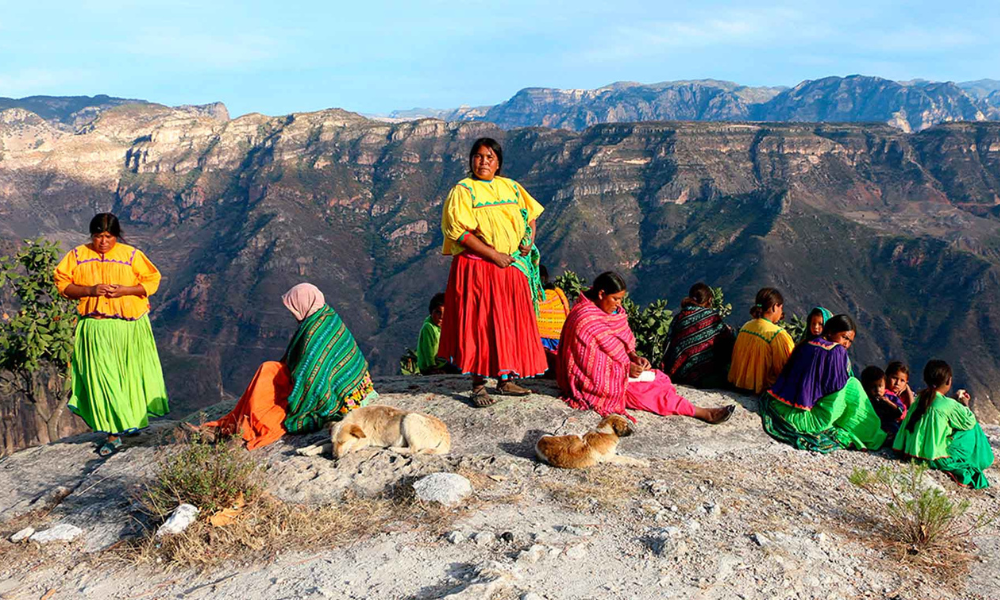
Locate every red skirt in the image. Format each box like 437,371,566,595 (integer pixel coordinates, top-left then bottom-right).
438,253,548,379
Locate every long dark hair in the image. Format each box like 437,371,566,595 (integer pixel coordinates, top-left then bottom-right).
583,271,627,302
749,287,783,319
885,361,909,379
906,360,953,433
89,213,123,241
468,137,503,178
681,282,713,309
822,314,856,338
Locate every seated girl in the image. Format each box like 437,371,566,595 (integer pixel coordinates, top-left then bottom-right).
860,365,906,438
800,306,832,343
760,315,886,453
893,360,994,489
661,282,734,389
417,293,461,375
557,271,735,424
728,288,796,394
189,283,378,450
885,361,915,408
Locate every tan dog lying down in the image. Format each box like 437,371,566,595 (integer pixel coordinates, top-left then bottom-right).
297,405,451,458
535,414,648,468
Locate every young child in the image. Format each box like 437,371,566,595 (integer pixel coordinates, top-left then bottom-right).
885,361,914,408
893,360,994,489
860,365,906,438
416,293,460,375
799,306,832,343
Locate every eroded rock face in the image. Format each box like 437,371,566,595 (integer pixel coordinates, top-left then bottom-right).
3,102,1000,451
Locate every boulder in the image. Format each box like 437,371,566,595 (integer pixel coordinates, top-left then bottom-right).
412,473,472,506
156,504,200,537
29,523,82,543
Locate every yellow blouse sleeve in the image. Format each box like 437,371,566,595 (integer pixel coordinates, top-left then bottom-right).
772,329,795,373
53,249,78,295
442,184,477,243
133,250,162,296
516,182,544,222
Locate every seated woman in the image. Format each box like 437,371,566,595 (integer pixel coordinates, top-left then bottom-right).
760,315,886,453
728,288,796,394
536,265,571,376
193,283,378,449
661,282,734,389
557,271,734,424
893,360,994,489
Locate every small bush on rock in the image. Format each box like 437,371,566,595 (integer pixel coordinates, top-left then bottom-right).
141,435,263,518
849,463,994,569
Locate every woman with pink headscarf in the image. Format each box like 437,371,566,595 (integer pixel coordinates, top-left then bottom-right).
192,283,377,449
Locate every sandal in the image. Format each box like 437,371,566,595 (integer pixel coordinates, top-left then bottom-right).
497,380,532,396
712,405,736,425
98,437,123,458
471,385,499,408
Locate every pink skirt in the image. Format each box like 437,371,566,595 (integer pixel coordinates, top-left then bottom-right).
625,369,695,417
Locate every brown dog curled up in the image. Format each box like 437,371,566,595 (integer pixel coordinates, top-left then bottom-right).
297,405,451,458
535,414,648,469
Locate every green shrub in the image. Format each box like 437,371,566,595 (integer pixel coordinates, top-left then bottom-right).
623,297,673,362
849,463,994,557
141,435,263,518
711,286,732,320
552,270,588,303
780,313,807,342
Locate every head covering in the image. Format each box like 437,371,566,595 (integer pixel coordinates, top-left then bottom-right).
282,283,325,321
801,306,833,343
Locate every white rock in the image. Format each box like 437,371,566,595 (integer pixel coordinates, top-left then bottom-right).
685,519,701,532
29,523,83,543
156,503,200,537
521,593,543,600
446,530,467,544
565,544,588,559
10,527,34,542
473,531,496,546
517,544,547,564
413,473,472,506
562,525,590,536
751,532,770,547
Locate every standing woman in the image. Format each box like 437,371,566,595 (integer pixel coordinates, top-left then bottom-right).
54,214,168,457
438,137,548,407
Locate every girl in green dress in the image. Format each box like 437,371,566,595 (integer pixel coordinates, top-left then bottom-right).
893,360,994,489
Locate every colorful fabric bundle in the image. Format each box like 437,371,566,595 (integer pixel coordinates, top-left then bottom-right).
662,305,732,386
536,288,571,343
282,305,378,433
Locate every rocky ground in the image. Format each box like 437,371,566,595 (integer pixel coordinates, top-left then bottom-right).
0,375,998,600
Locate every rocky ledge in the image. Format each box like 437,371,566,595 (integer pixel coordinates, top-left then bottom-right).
0,376,998,599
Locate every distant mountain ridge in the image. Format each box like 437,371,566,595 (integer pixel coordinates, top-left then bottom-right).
388,76,1000,132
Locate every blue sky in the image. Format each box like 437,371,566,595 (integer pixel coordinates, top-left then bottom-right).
2,0,998,117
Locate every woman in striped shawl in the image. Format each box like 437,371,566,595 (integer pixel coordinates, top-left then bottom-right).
557,272,735,424
190,283,377,449
661,283,734,389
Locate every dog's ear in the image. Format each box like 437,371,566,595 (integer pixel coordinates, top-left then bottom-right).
348,424,367,439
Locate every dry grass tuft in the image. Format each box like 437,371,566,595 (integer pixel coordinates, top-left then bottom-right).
539,465,648,513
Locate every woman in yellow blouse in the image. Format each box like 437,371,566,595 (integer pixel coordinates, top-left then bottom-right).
54,213,168,456
439,138,548,407
728,287,795,394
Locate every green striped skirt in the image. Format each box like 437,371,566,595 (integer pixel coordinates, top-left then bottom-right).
69,315,169,435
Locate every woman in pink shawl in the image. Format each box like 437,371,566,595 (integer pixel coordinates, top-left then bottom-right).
557,272,735,424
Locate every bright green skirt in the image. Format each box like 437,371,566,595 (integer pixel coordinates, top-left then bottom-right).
761,377,886,453
69,315,169,435
930,424,994,489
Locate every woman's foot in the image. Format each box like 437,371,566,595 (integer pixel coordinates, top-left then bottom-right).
471,384,499,407
497,380,532,396
97,436,123,458
694,405,736,424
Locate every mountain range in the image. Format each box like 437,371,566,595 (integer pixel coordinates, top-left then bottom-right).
386,75,1000,133
3,83,1000,451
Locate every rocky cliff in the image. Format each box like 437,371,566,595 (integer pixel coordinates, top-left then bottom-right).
3,103,1000,442
411,76,995,132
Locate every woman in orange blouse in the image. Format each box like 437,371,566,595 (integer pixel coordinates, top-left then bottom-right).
54,213,168,456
